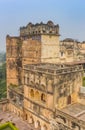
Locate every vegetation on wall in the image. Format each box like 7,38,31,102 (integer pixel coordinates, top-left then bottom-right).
0,52,6,63
82,77,85,86
0,53,6,100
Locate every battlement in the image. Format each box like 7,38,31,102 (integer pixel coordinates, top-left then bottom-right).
20,20,59,37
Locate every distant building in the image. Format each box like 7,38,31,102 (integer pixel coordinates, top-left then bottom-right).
6,21,85,130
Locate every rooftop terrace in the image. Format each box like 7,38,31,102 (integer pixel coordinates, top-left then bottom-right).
61,103,85,122
23,63,83,75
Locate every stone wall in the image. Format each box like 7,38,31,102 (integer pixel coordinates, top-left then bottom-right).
0,99,9,112
6,35,21,86
22,39,41,65
20,21,59,37
41,35,59,63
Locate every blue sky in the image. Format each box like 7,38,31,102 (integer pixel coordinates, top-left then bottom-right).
0,0,85,51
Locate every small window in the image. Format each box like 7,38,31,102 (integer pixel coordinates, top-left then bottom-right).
67,95,71,104
61,52,64,57
41,93,46,102
30,89,34,99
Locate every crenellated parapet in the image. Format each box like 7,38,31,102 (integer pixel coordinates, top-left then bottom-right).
20,20,59,37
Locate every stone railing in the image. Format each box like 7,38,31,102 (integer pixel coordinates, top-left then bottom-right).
8,84,24,95
23,64,83,75
0,98,9,112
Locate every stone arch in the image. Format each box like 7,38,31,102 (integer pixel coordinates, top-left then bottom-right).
41,93,46,102
30,89,34,99
29,116,34,124
35,120,41,128
42,124,48,130
41,84,46,90
35,91,40,101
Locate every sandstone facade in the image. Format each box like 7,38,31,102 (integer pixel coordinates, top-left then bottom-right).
6,21,85,130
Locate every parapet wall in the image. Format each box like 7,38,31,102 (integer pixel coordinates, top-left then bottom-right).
0,99,9,112
20,21,59,37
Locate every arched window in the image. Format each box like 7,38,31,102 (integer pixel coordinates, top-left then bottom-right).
29,116,34,124
30,89,34,99
41,93,46,102
35,120,41,128
35,91,40,101
61,52,64,57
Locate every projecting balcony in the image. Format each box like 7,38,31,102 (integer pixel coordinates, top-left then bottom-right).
8,83,24,95
9,90,24,109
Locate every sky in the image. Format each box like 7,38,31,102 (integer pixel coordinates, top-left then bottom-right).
0,0,85,52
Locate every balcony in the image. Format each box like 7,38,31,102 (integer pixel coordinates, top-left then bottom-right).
8,83,24,95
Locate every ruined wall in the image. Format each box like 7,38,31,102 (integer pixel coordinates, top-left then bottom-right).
6,36,20,86
59,40,85,63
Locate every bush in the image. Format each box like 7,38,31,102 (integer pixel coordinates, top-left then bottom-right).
0,122,18,130
82,77,85,86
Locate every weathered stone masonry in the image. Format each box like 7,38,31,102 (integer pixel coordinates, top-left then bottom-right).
6,21,85,130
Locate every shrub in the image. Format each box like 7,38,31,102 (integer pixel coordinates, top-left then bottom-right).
0,122,18,130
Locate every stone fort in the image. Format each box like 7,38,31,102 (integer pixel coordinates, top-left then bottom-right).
5,21,85,130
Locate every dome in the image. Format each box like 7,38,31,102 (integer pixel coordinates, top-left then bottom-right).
47,20,54,26
27,22,33,27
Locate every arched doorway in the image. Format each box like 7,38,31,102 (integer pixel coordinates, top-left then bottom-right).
35,120,41,128
29,116,34,124
67,95,71,104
